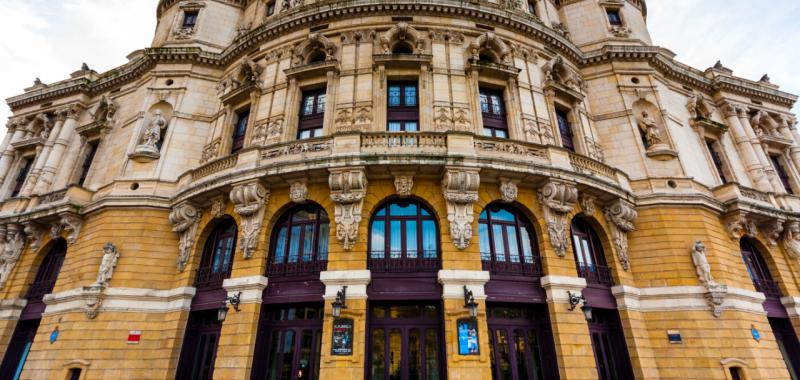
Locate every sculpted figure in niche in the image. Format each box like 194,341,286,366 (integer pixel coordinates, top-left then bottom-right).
691,241,715,286
638,111,665,148
95,242,119,287
137,110,168,154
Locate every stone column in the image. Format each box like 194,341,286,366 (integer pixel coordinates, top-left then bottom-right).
22,113,65,196
33,105,83,195
737,106,782,192
723,104,772,192
0,119,31,185
787,120,800,173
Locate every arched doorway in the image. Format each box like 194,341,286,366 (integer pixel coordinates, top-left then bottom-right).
0,238,67,379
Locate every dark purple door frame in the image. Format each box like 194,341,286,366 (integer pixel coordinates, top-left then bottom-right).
486,303,560,380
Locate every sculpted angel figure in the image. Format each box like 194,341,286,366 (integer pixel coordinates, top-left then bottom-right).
638,111,664,148
691,241,715,287
141,110,167,149
95,242,119,287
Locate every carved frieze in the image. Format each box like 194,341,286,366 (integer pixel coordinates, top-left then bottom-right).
251,118,283,147
537,180,578,257
329,168,368,250
230,181,270,259
169,201,202,272
522,118,554,145
604,200,638,271
442,168,480,250
200,138,221,164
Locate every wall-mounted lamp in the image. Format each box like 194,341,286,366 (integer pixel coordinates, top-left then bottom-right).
332,286,348,318
464,286,478,320
217,291,242,322
567,291,592,321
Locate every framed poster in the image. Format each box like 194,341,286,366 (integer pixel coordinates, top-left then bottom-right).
331,318,354,356
457,319,480,355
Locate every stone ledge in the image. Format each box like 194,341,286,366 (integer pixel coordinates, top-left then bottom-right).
320,270,371,300
42,286,196,315
223,275,268,304
612,284,767,315
437,270,490,300
0,298,27,320
540,275,588,304
781,296,800,317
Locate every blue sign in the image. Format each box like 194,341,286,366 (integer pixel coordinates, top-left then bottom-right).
751,325,761,342
49,327,59,344
457,319,479,355
667,330,682,344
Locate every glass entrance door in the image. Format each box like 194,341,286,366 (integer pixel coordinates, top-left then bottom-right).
486,304,559,380
252,304,324,380
176,309,223,380
587,309,634,380
367,303,444,380
769,317,800,379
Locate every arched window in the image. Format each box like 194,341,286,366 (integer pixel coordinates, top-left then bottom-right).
479,204,541,276
267,204,329,277
570,218,612,286
195,217,237,289
368,199,439,273
740,239,781,298
392,43,413,54
26,239,67,302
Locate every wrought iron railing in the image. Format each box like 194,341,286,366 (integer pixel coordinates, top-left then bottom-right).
576,263,613,286
194,265,232,289
754,278,782,298
266,258,328,278
368,251,440,273
25,280,57,302
481,258,543,277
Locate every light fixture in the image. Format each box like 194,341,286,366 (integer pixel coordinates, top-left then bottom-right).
332,286,348,318
567,291,593,321
217,292,242,322
463,286,478,320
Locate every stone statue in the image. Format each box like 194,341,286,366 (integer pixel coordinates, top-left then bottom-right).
95,242,119,287
691,241,715,286
782,221,800,259
638,111,664,148
0,227,26,289
142,110,167,149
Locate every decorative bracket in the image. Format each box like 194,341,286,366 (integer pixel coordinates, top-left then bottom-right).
782,220,800,259
329,168,368,250
537,180,578,257
24,222,46,252
724,212,757,241
169,201,202,272
442,168,480,250
230,180,270,259
603,199,638,271
50,213,83,245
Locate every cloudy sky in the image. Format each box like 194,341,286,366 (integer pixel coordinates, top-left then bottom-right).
0,0,798,126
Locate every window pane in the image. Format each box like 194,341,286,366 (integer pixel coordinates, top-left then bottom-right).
281,331,295,380
317,223,329,261
316,94,326,113
515,330,529,380
572,236,585,265
371,221,386,259
406,221,418,259
371,329,386,380
496,329,512,380
303,97,315,115
390,202,417,216
507,226,520,263
299,330,313,380
493,225,506,262
388,122,402,132
405,122,418,132
480,94,489,113
274,227,287,263
388,86,401,106
491,95,502,114
490,207,515,222
582,240,594,267
302,224,314,262
389,329,402,380
422,220,437,258
483,128,493,137
405,86,417,106
425,329,440,380
479,223,491,261
495,129,508,138
299,130,311,139
521,228,534,264
289,226,301,263
409,329,421,380
390,221,402,258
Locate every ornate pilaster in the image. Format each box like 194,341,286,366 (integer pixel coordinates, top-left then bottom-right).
0,224,26,289
603,199,638,271
537,180,578,257
441,167,480,250
329,168,368,250
230,180,270,259
169,201,202,272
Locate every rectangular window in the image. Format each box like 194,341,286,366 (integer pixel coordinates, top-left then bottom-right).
183,11,199,28
387,81,419,132
78,141,99,186
606,9,622,26
298,89,326,139
528,1,537,16
705,140,729,184
556,108,575,152
11,158,33,197
479,88,508,138
770,155,794,194
231,108,250,154
266,1,275,16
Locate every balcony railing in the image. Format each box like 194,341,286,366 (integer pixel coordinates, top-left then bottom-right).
481,258,543,277
194,265,231,289
754,278,782,298
266,258,328,278
368,251,440,273
577,263,613,286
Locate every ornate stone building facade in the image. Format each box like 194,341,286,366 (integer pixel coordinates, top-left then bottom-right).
1,0,799,379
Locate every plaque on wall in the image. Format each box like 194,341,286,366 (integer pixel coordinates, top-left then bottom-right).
331,318,354,356
457,318,480,355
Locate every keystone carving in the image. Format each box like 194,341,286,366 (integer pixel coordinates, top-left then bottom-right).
0,224,25,290
442,168,480,250
604,200,638,271
691,241,727,318
499,179,518,203
169,201,202,272
290,180,309,203
537,180,578,257
230,181,270,259
781,221,800,259
394,174,414,197
724,213,757,241
329,168,368,250
580,195,596,216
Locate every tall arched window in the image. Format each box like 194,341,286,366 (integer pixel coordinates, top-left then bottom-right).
570,218,612,286
267,204,329,277
479,204,541,276
195,217,237,289
26,239,67,302
368,199,439,273
740,239,781,298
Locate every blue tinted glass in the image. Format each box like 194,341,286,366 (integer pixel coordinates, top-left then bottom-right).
405,122,418,132
316,94,326,113
390,202,417,216
521,227,534,263
376,206,386,216
404,86,417,106
406,221,418,258
491,95,502,114
390,221,402,258
495,129,508,138
303,96,315,115
493,225,506,262
388,122,402,132
298,130,311,139
421,207,430,216
480,94,489,113
422,220,436,258
507,226,520,263
371,221,385,258
480,209,488,219
490,207,516,222
388,86,401,106
483,128,493,136
274,227,287,262
288,226,301,262
302,224,314,262
317,223,329,261
479,223,491,261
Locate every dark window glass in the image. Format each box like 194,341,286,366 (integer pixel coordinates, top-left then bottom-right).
0,319,40,378
69,368,82,380
252,304,324,380
231,109,250,154
769,317,800,379
176,309,222,380
268,204,329,277
195,218,237,289
11,158,33,197
706,140,729,184
606,9,622,26
571,218,613,286
78,141,99,186
298,89,326,139
479,204,541,276
729,367,742,380
528,1,537,16
740,239,781,298
26,239,67,302
588,309,634,380
556,108,574,152
770,155,794,194
480,88,508,138
368,200,440,273
387,82,419,132
183,11,199,28
487,304,560,380
266,1,275,16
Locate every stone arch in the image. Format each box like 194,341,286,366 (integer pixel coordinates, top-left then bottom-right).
293,33,337,65
469,32,512,64
380,22,425,54
478,201,545,258
739,236,788,293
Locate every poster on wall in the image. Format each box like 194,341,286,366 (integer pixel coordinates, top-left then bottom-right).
457,319,480,355
331,318,354,356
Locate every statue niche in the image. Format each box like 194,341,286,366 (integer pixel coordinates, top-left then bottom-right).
633,100,677,160
130,103,172,162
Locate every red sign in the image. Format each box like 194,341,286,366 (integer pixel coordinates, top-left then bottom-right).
127,330,141,344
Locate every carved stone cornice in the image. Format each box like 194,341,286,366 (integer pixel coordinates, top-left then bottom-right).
329,168,368,250
603,199,637,271
169,201,202,272
442,168,480,250
537,180,577,257
230,180,270,259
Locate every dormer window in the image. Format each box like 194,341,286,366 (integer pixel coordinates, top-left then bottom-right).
183,11,199,28
266,1,275,17
606,9,623,26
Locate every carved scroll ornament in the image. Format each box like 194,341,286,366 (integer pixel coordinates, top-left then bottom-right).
169,201,202,272
329,168,368,250
442,168,480,250
603,200,637,271
537,180,577,257
230,181,270,259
